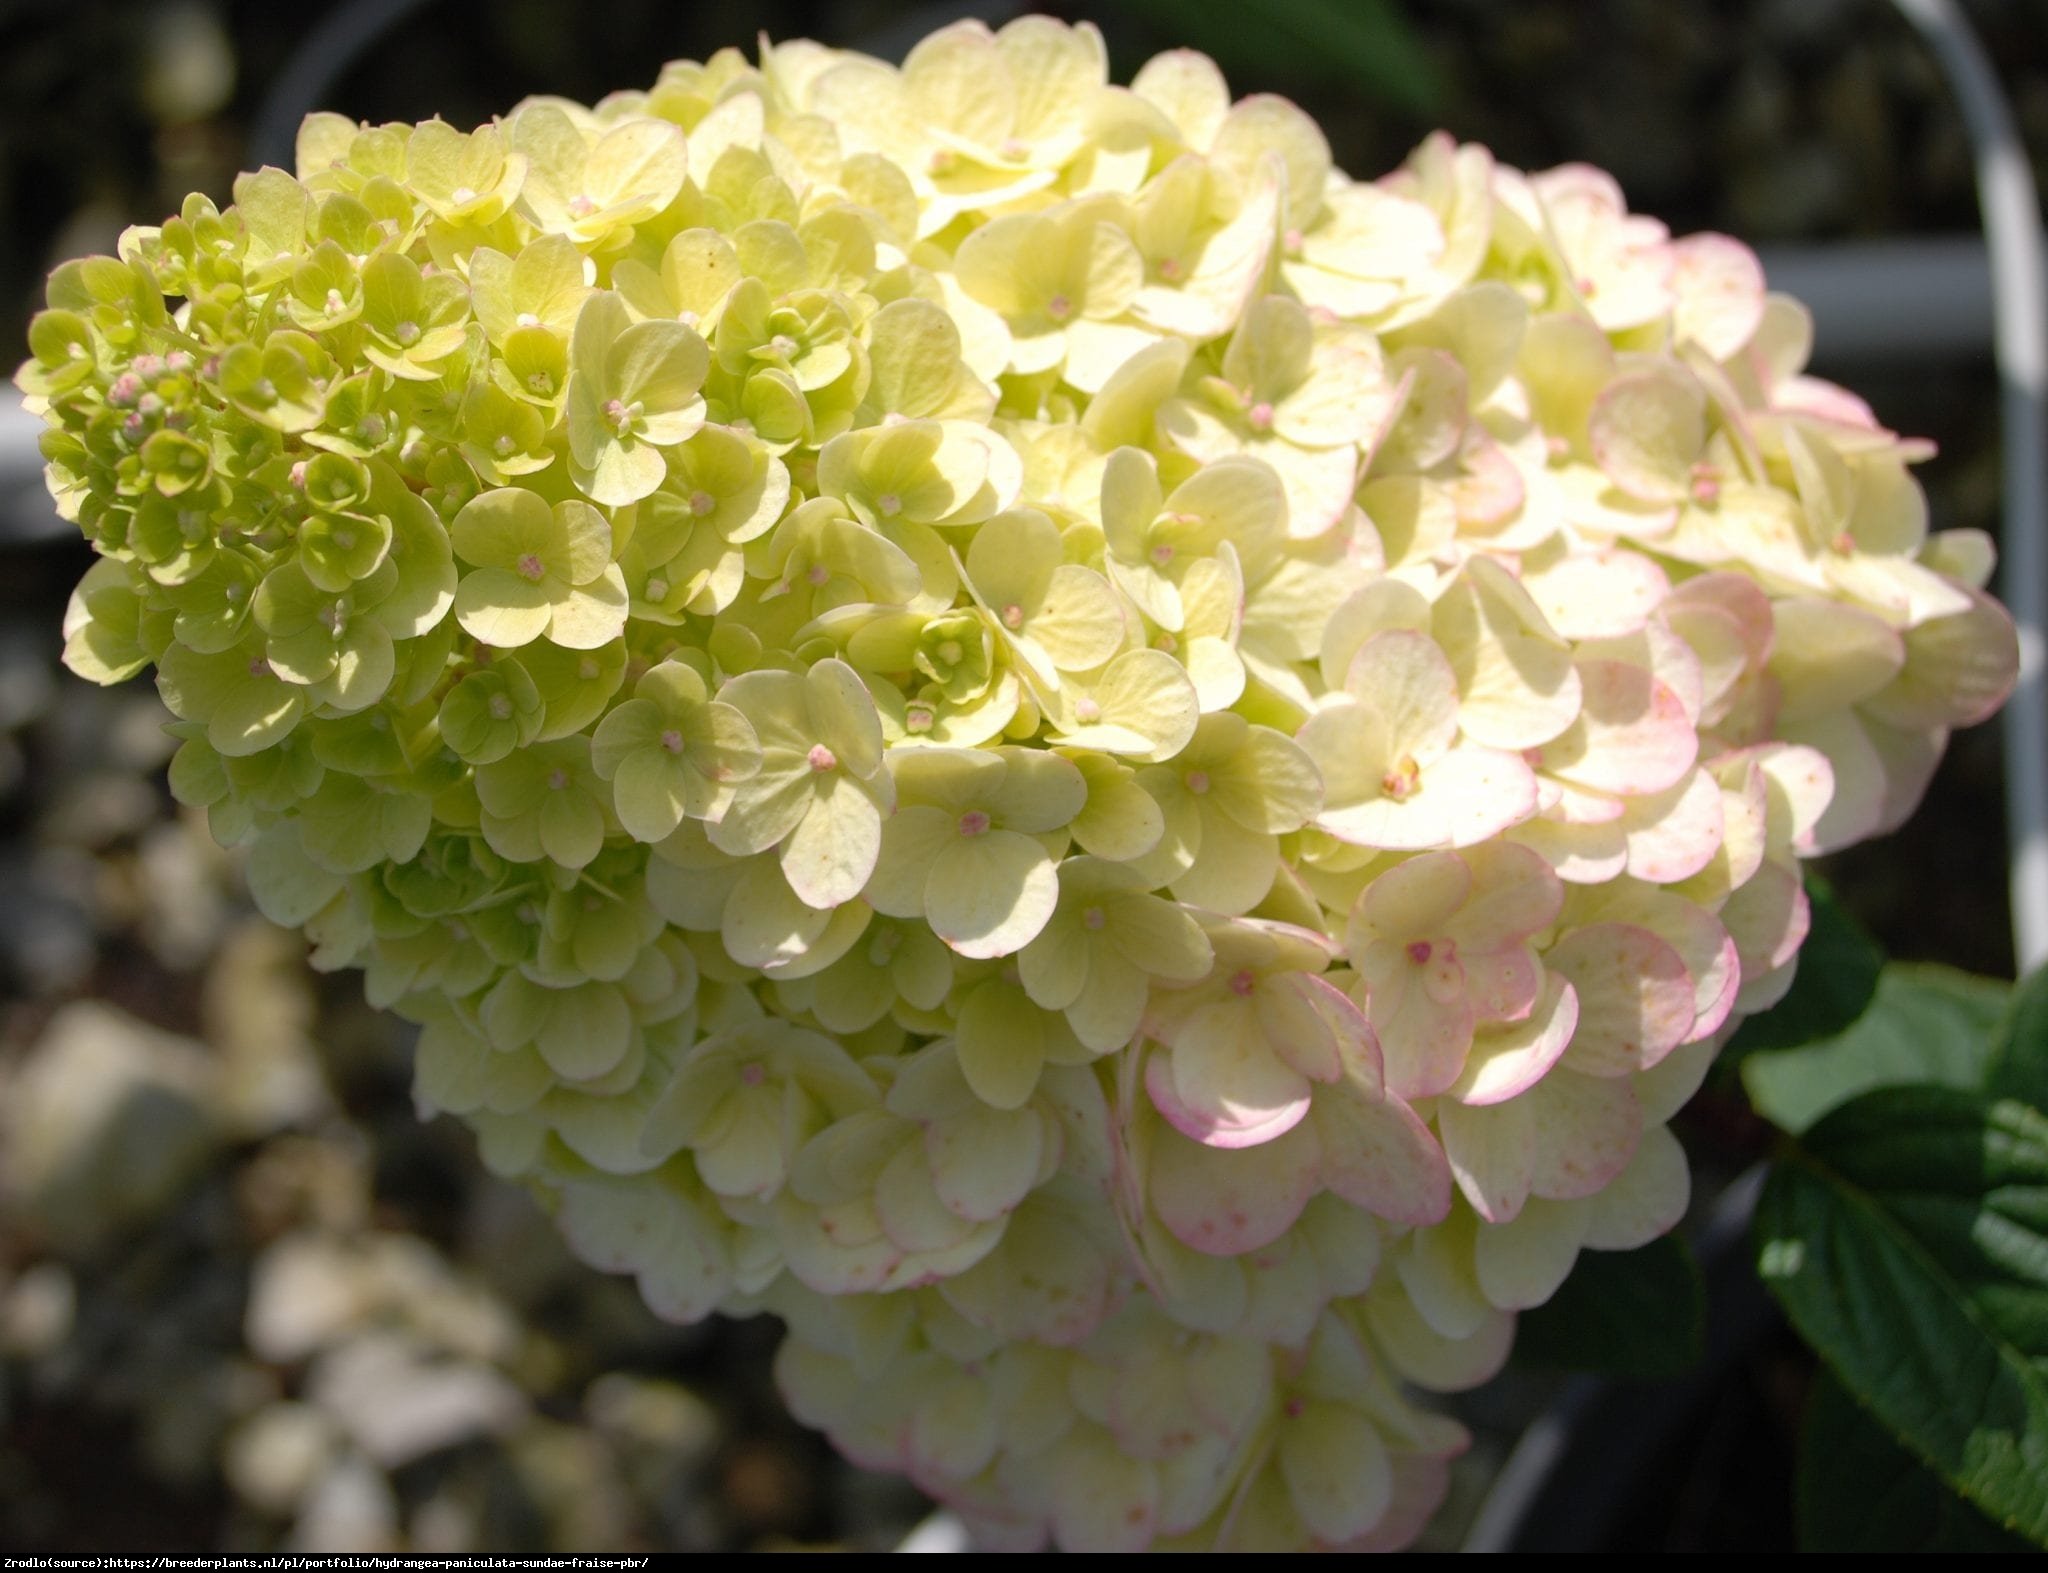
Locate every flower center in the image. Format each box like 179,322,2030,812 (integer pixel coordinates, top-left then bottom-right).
958,810,991,837
807,743,837,772
1406,940,1433,965
875,491,902,516
488,694,513,721
660,728,685,754
690,489,717,517
517,553,547,583
1380,754,1421,800
1246,400,1275,433
1227,969,1257,997
906,705,935,734
739,1062,765,1086
1183,769,1210,795
1001,603,1025,631
546,768,569,791
645,577,669,600
1082,906,1106,931
1046,293,1072,321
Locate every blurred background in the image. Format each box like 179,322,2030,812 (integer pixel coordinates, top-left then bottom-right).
0,0,2042,1553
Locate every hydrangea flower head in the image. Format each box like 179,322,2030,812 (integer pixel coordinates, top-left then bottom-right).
23,13,2018,1551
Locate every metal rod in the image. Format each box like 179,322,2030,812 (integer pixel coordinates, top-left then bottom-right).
1892,0,2048,972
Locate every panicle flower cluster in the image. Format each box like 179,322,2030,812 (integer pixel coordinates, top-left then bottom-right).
21,17,2018,1551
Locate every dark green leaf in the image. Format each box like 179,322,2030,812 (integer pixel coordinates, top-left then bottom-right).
1723,874,1883,1063
1114,0,1442,116
1742,964,2010,1134
1987,960,2048,1108
1756,1085,2048,1546
1512,1234,1704,1379
1798,1366,2037,1551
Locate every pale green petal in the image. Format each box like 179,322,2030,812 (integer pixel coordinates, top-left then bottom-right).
556,498,614,585
1224,295,1314,403
1344,630,1460,761
612,749,692,842
245,823,345,927
1067,757,1166,861
721,857,836,970
953,997,1048,1110
782,772,883,910
1214,726,1321,834
581,117,688,213
1279,1402,1393,1545
451,486,555,572
1032,564,1125,672
1018,916,1090,1012
1065,960,1150,1053
1051,648,1198,761
609,316,709,413
1588,366,1706,503
989,748,1086,833
590,696,661,778
926,829,1058,958
538,787,605,868
709,769,813,857
864,804,957,918
536,983,631,1082
209,672,307,757
574,435,667,509
1108,893,1212,980
453,569,552,648
806,657,885,778
1297,700,1392,808
1169,805,1277,915
546,568,631,649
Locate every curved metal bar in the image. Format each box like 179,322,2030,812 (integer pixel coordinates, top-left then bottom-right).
1892,0,2048,972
